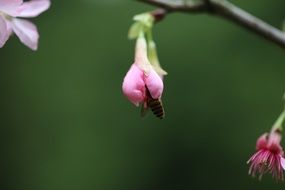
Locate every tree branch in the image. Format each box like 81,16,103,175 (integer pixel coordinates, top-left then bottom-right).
138,0,285,50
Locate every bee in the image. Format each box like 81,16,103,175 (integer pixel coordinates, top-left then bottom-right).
141,87,165,119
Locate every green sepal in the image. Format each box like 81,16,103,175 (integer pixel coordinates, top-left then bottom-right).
128,13,155,40
133,13,154,29
128,22,144,40
148,41,168,76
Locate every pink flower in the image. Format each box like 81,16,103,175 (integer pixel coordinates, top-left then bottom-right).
0,0,50,50
247,131,285,180
122,35,163,106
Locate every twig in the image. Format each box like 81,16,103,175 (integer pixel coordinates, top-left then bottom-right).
138,0,285,50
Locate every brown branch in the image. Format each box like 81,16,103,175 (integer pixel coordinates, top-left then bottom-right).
138,0,285,50
139,0,207,13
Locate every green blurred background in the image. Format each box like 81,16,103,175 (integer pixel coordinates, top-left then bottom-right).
1,0,285,189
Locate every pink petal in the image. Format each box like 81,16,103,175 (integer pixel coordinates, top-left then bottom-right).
145,67,164,99
122,64,146,106
256,133,268,150
0,16,8,47
0,0,22,5
268,131,282,146
0,0,22,16
16,0,50,18
281,157,285,170
11,18,38,50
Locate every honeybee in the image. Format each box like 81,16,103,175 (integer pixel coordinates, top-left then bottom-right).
141,87,165,119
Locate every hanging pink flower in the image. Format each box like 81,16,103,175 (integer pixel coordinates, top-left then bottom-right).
122,34,163,107
247,131,285,180
0,0,50,50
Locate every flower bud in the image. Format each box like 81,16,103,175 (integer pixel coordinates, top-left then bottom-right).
122,34,163,106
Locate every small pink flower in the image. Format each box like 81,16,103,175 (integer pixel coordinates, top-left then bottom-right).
122,35,163,106
247,131,285,180
0,0,50,50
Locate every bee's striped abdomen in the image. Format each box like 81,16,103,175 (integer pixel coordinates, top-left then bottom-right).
148,98,165,119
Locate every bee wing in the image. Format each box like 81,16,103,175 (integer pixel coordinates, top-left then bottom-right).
140,102,149,117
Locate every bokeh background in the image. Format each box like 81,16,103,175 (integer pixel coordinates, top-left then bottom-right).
1,0,285,189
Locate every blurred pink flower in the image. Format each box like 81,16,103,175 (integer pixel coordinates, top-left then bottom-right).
247,131,285,181
122,35,163,106
0,0,50,50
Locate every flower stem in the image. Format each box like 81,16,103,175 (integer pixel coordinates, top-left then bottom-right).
271,109,285,133
146,28,153,45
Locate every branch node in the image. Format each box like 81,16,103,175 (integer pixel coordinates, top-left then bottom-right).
151,8,167,23
204,0,215,14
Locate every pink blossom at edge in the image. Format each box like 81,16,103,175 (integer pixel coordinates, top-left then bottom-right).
247,131,285,181
0,0,50,50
